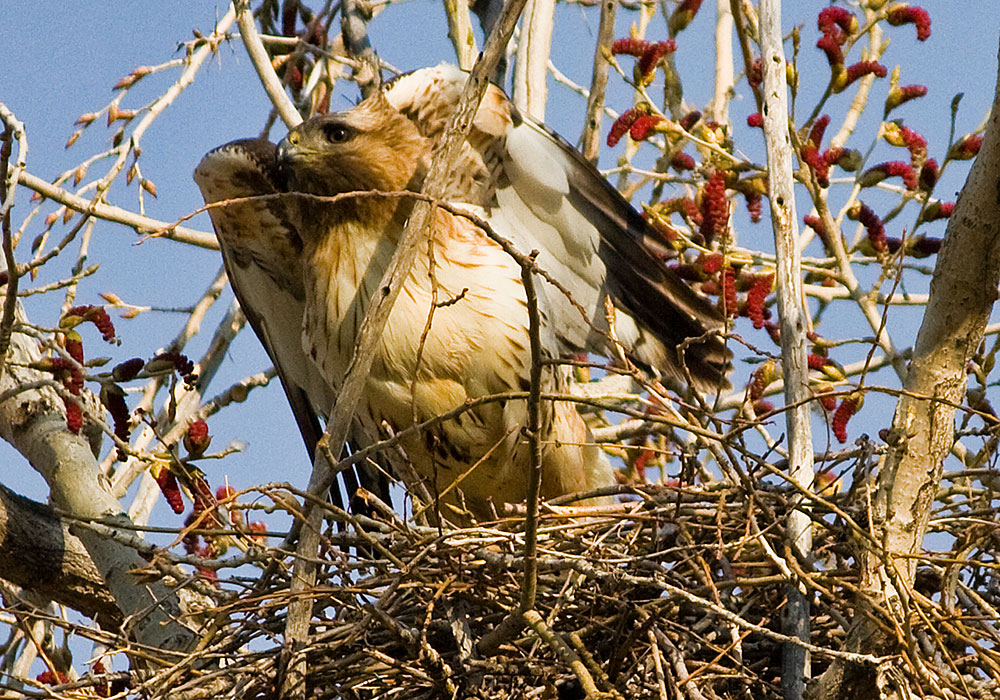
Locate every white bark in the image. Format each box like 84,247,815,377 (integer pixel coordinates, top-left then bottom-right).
759,0,814,696
0,303,195,655
512,0,554,121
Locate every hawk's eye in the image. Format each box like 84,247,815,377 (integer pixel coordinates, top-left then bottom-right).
322,123,352,144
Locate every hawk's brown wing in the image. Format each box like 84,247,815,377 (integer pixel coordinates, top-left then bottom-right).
193,139,389,507
385,65,730,390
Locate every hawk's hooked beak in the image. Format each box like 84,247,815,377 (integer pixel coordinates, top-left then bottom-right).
274,132,300,191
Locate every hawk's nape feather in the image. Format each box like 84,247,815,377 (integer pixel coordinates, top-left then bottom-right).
386,64,730,389
193,139,389,514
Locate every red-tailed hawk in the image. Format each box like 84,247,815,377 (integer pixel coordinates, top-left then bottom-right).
193,137,388,511
196,64,728,523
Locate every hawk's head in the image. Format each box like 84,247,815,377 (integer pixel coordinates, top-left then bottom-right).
276,91,429,195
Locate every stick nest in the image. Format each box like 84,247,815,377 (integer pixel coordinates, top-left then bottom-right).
120,472,1000,700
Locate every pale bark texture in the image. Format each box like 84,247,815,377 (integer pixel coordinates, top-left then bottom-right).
759,0,814,696
0,304,195,656
808,41,1000,700
0,482,120,622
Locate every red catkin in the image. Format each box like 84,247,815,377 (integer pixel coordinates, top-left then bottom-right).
886,4,931,41
841,61,888,90
818,7,858,37
722,267,738,317
629,114,663,141
850,203,887,252
832,397,860,443
155,468,185,514
745,274,772,329
608,107,646,147
670,152,696,171
885,84,927,115
185,419,212,458
859,161,918,190
700,171,729,244
950,134,983,160
816,34,844,67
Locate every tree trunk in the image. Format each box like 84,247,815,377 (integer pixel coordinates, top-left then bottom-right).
808,39,1000,700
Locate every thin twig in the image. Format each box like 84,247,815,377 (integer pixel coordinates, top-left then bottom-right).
580,0,616,162
520,250,543,612
0,104,25,374
235,0,302,129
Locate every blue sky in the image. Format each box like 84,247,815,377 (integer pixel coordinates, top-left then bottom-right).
1,1,997,518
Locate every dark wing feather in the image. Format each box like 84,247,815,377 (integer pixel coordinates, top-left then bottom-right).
385,65,730,390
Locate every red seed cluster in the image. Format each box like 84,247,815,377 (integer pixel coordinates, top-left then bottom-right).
832,396,860,443
155,467,185,514
669,0,704,34
611,38,676,82
747,112,763,129
817,7,858,38
670,152,695,171
950,134,983,160
64,305,116,342
184,419,212,458
886,4,931,41
744,190,763,223
700,170,729,245
860,160,918,190
745,273,773,328
850,203,887,252
843,61,888,88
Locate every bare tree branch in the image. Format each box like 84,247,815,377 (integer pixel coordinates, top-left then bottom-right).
759,1,814,695
0,482,120,623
